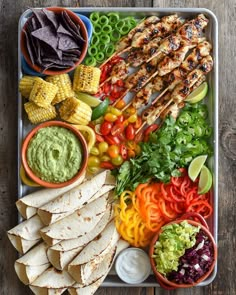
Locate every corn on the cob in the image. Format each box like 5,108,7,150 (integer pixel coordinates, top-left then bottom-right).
73,65,101,94
59,97,92,125
24,102,57,124
19,76,39,98
29,78,58,108
45,74,74,105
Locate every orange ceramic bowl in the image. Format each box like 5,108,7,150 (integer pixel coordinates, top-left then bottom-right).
21,121,88,188
149,213,217,289
21,7,88,75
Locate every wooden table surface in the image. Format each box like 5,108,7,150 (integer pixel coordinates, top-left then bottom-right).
0,0,235,294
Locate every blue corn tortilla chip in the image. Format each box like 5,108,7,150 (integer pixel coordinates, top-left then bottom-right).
61,11,85,45
42,8,59,29
57,24,73,37
23,8,85,71
58,34,80,50
31,8,51,28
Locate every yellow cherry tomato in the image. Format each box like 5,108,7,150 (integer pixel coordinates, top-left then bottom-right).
109,107,122,116
88,156,100,167
90,146,100,156
100,155,111,162
107,145,120,158
116,99,126,110
104,113,118,122
111,155,123,166
98,141,109,154
128,114,138,123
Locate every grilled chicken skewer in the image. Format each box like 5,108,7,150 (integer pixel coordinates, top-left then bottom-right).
100,15,184,69
151,40,212,104
146,14,209,62
99,16,160,68
136,55,213,133
112,14,209,102
113,38,201,105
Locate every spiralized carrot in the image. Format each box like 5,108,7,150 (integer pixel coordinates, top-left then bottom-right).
114,190,153,247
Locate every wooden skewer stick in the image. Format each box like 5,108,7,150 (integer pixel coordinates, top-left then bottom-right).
121,101,133,111
99,77,111,88
135,121,146,135
151,87,169,105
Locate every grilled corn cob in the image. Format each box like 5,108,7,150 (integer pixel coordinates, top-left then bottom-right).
29,78,58,108
24,102,57,124
73,65,101,94
46,74,74,105
19,76,38,98
59,97,92,125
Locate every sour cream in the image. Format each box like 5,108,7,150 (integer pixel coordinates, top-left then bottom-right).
115,248,151,284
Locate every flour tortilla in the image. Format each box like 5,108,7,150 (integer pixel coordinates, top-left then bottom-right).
7,215,44,253
37,170,115,225
29,286,66,295
68,239,129,294
16,172,85,219
30,268,74,291
40,194,109,246
68,220,120,283
47,204,113,270
14,243,50,284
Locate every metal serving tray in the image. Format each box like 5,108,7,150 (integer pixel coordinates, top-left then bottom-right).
18,7,218,288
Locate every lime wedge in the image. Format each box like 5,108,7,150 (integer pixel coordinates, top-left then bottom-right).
76,92,101,107
188,155,208,181
185,82,208,104
198,165,213,194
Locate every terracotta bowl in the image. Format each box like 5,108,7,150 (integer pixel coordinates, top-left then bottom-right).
21,121,88,188
20,7,88,75
149,212,217,290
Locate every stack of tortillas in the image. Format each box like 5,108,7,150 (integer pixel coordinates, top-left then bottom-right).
7,170,129,295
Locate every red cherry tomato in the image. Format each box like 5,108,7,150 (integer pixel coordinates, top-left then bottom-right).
120,144,128,160
100,121,113,136
144,124,159,141
125,124,135,140
133,116,143,129
117,132,126,142
100,161,115,170
103,82,111,95
111,123,125,136
134,130,144,143
103,135,120,145
110,56,123,65
116,79,124,87
116,115,124,124
95,134,105,142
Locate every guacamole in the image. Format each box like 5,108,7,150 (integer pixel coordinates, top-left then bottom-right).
27,126,83,183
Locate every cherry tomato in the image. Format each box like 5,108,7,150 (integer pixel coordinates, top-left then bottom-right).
144,124,159,141
124,107,136,117
128,114,138,123
134,130,144,143
100,121,113,136
111,155,123,166
103,82,111,95
110,56,123,65
95,134,104,142
109,107,122,116
120,144,128,160
116,115,124,124
104,113,118,122
125,124,135,140
98,142,109,154
88,156,100,167
127,149,136,158
111,123,125,136
90,146,100,156
100,155,110,162
110,85,121,99
87,166,100,174
115,99,126,110
117,132,126,142
133,116,143,129
100,161,115,169
107,145,120,158
104,135,120,145
116,79,124,87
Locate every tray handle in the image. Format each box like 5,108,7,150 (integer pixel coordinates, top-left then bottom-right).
178,212,209,229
